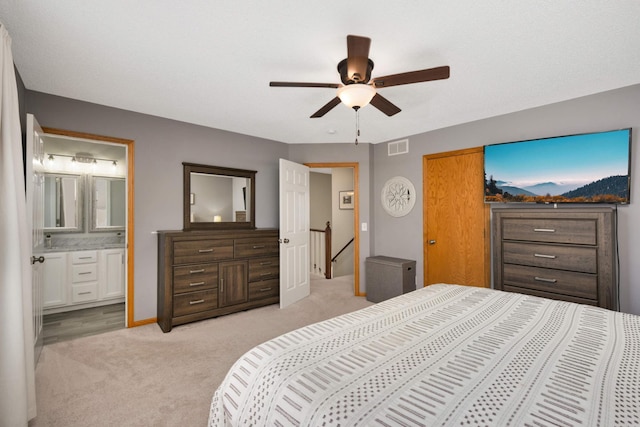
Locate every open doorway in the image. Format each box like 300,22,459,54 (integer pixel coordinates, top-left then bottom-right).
38,126,135,343
306,162,361,296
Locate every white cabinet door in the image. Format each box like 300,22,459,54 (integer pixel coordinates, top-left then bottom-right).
100,248,125,299
43,252,68,308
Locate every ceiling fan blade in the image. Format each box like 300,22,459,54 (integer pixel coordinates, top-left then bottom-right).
346,35,371,83
372,66,450,88
270,81,341,88
310,97,342,118
369,93,401,116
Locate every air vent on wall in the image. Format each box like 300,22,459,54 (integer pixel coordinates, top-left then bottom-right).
388,139,409,156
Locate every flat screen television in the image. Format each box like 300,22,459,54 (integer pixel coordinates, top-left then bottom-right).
484,128,632,204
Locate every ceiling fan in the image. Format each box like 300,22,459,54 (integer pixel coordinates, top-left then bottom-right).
269,35,450,118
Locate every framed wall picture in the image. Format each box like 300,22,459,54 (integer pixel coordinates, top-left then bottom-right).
339,190,354,210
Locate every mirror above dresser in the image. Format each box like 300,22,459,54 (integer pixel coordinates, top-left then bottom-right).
183,162,256,230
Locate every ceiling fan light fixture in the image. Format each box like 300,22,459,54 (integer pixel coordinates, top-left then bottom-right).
337,84,376,109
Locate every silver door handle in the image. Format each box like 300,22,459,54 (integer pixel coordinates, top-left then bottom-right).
428,240,436,245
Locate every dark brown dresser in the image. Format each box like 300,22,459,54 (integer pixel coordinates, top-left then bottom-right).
157,229,279,332
492,207,617,310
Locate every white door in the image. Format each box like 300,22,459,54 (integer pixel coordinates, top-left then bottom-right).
26,113,45,363
279,159,310,308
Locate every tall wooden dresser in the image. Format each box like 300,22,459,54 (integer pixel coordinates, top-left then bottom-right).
157,229,279,332
492,207,617,310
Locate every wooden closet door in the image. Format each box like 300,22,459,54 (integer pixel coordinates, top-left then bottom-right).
423,147,490,287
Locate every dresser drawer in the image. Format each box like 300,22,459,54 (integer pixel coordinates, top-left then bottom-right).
502,218,597,245
235,238,279,258
502,285,598,306
71,283,97,303
248,279,279,301
173,289,218,317
502,242,597,274
503,264,597,300
71,264,98,283
174,240,234,265
248,257,279,282
71,251,98,264
173,263,218,294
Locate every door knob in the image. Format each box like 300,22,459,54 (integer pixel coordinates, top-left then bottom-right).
279,238,290,244
428,240,436,245
31,255,45,264
283,238,290,244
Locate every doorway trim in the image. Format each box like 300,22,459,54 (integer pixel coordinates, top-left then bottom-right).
41,127,139,327
305,162,362,296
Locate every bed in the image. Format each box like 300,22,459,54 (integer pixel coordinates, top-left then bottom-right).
208,284,639,426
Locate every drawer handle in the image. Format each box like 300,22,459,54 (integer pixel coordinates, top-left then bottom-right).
259,287,272,292
189,281,205,287
198,249,214,253
78,291,92,295
189,269,205,274
534,276,557,283
533,228,555,233
252,245,265,249
79,271,92,275
189,299,205,305
260,261,272,266
78,256,93,260
534,253,557,259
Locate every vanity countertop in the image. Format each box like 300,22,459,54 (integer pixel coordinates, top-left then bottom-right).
42,243,125,252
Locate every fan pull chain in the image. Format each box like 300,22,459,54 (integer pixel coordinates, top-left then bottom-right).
354,107,360,146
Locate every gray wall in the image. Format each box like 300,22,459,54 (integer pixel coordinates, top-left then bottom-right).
309,172,331,230
25,91,288,321
372,84,640,315
331,168,354,277
25,84,640,318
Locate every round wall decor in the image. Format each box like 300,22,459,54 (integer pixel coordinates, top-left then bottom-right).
381,176,416,217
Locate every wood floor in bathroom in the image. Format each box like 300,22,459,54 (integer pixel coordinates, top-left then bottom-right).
43,303,125,345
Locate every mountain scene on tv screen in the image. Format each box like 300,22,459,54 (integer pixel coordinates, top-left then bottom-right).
485,174,629,203
483,129,630,204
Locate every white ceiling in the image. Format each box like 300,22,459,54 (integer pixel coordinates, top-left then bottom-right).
2,1,640,145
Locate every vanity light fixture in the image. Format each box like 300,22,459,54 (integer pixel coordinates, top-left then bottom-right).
74,152,96,164
46,152,119,166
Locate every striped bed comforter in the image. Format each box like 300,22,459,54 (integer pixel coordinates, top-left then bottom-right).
208,284,640,426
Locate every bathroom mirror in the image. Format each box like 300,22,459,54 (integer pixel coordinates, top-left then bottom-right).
183,163,255,230
43,173,83,232
90,176,126,231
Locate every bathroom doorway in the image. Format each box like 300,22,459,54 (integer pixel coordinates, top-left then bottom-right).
39,126,134,342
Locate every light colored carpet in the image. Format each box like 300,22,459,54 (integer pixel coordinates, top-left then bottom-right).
28,275,372,427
